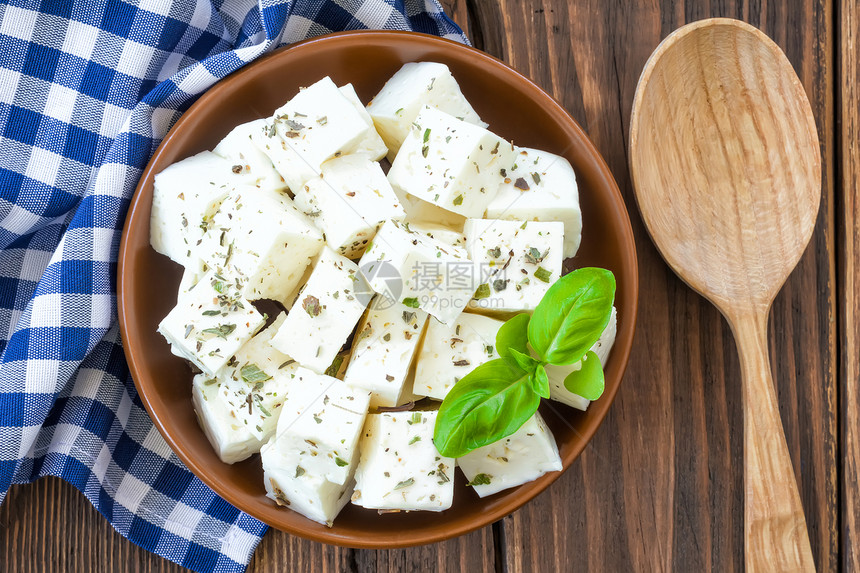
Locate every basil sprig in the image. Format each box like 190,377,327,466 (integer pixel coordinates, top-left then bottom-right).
433,267,616,458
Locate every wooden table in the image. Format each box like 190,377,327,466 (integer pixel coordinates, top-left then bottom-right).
0,1,854,571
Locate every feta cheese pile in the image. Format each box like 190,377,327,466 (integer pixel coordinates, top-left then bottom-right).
150,62,615,527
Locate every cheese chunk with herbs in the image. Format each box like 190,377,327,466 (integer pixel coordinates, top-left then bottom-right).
352,411,455,511
251,77,375,191
193,373,261,464
547,306,617,410
485,147,582,258
271,248,370,373
388,107,513,218
339,83,388,160
413,312,503,400
457,412,562,497
293,155,405,258
263,462,354,526
213,119,289,194
399,190,467,232
367,62,486,160
150,151,246,266
265,367,370,486
201,187,323,303
404,222,466,249
191,315,298,463
260,366,366,526
157,270,264,376
464,219,564,312
343,297,429,408
358,220,477,326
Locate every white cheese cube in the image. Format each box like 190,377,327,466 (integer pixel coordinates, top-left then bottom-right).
352,411,455,511
191,317,298,463
398,188,467,232
388,107,514,218
157,270,264,376
271,248,370,373
457,412,562,497
150,151,246,266
404,221,466,249
339,83,388,160
485,147,582,258
201,187,323,303
413,312,503,400
293,155,405,258
193,373,261,464
342,297,429,408
192,313,298,464
548,306,617,410
213,119,289,194
263,462,354,526
367,62,487,160
464,219,564,312
359,220,477,326
265,367,370,486
250,77,374,191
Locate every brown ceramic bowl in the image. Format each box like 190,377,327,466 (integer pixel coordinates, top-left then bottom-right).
118,30,638,548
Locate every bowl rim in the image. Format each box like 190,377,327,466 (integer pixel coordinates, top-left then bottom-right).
118,29,639,548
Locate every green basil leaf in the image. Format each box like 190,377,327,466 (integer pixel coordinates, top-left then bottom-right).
528,267,615,365
533,363,550,398
562,350,605,400
495,313,530,363
433,359,540,458
508,347,539,373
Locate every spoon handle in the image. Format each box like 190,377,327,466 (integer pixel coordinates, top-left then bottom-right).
732,310,815,572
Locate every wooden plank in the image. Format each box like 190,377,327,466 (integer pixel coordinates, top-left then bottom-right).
0,477,495,573
839,0,860,570
0,478,186,573
438,0,470,38
0,3,841,572
465,0,839,571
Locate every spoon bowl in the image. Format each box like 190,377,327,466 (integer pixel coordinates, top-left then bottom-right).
630,18,820,572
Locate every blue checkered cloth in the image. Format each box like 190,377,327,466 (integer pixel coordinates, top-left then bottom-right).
0,1,467,571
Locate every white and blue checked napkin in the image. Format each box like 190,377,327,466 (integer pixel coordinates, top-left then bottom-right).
0,1,467,571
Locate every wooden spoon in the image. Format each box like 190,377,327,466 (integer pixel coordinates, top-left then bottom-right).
629,18,820,572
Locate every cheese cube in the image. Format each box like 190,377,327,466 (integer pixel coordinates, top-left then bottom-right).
150,151,246,266
263,462,354,526
265,367,370,485
339,83,388,160
457,412,562,497
547,306,617,410
388,107,514,218
413,312,503,400
201,187,323,303
193,373,260,464
191,315,298,463
464,219,564,312
293,155,405,258
213,119,289,194
405,221,466,249
359,220,477,326
352,411,455,511
250,77,374,191
342,297,429,408
485,147,582,258
157,270,264,376
367,62,487,160
271,247,370,373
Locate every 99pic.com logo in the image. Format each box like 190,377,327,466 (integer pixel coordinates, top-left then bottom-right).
356,260,402,310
